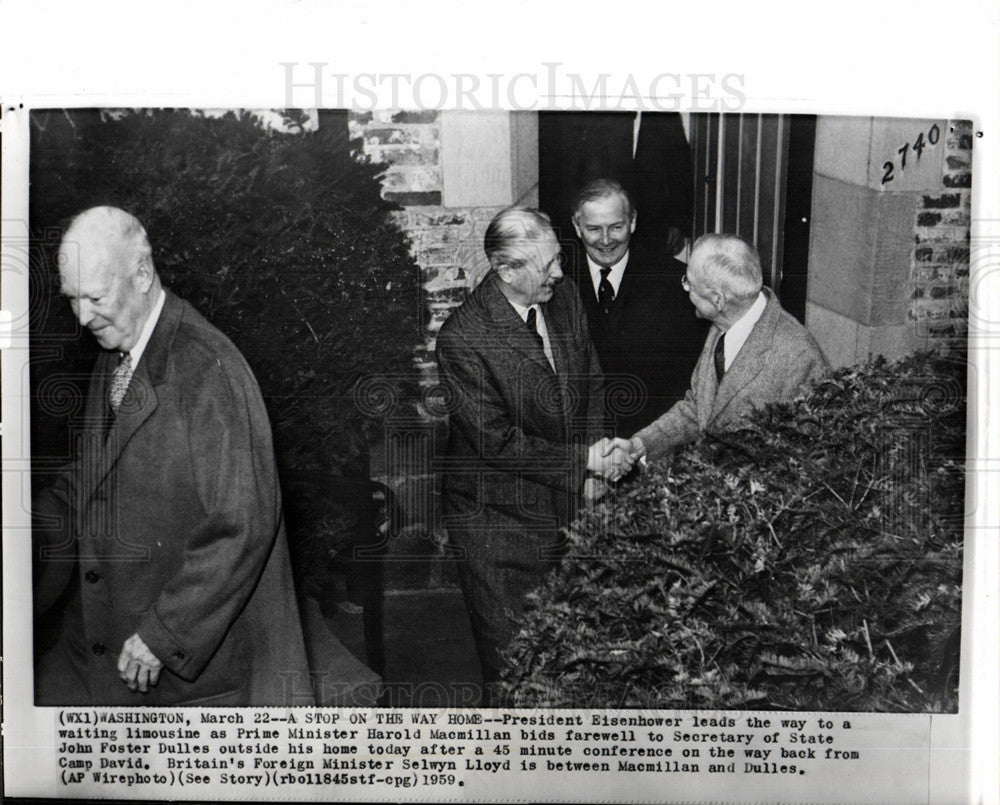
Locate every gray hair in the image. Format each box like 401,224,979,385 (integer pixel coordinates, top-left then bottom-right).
61,206,155,275
691,233,762,302
483,207,555,269
571,178,635,221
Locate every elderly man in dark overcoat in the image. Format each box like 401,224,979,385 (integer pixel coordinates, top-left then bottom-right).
436,207,633,703
34,206,312,706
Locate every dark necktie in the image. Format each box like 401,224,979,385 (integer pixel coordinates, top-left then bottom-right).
526,307,544,351
598,268,615,314
713,332,726,384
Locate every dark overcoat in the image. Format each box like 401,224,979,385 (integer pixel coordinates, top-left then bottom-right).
435,271,605,679
34,290,313,706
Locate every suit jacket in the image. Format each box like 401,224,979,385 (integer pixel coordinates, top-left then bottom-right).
571,238,709,433
435,271,604,673
632,112,695,239
34,290,312,706
437,271,605,526
634,288,829,461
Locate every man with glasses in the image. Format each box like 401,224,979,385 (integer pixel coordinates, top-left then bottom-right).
436,207,632,703
629,233,828,462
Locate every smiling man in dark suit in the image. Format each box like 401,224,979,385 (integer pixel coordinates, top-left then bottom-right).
34,206,311,705
436,207,634,703
570,179,708,434
630,233,829,461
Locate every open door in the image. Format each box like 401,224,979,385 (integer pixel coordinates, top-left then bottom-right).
689,113,816,323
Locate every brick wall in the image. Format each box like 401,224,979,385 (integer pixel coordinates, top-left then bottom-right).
350,110,507,388
350,110,523,593
910,120,972,342
399,206,502,384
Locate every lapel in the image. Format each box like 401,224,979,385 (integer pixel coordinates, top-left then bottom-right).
479,271,573,424
541,296,573,419
695,329,722,430
481,271,556,377
79,290,180,504
573,251,602,320
708,290,779,423
82,349,115,433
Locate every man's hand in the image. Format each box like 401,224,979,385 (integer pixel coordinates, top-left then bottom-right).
117,633,163,693
587,437,637,482
583,476,609,504
628,436,646,462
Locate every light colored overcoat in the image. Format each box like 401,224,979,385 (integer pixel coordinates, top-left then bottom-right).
635,288,828,460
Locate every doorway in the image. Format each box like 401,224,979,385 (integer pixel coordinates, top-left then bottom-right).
689,113,816,323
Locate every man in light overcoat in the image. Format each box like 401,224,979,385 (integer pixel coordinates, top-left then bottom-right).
631,233,829,461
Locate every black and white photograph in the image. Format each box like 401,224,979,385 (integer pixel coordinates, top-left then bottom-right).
25,107,969,714
2,2,998,803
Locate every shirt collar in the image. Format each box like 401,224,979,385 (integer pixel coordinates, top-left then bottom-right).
511,298,550,326
127,287,166,366
720,291,766,367
586,250,630,294
507,298,532,321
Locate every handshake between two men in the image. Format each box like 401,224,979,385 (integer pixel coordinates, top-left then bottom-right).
583,436,643,501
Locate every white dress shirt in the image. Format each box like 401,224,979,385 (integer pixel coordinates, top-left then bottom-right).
587,251,629,301
720,291,766,371
508,300,555,371
126,287,166,366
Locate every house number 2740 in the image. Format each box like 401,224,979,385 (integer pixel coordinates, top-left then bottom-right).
881,124,940,185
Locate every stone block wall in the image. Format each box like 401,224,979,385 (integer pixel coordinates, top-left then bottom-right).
806,117,972,367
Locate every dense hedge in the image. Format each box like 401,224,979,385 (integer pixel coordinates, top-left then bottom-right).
502,352,965,712
29,109,423,596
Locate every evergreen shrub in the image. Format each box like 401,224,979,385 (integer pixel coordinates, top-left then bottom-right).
502,352,965,712
29,109,422,597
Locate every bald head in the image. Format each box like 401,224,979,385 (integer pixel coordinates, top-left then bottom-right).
58,207,160,352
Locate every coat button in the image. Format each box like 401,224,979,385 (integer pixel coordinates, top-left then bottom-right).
92,642,106,656
85,570,100,583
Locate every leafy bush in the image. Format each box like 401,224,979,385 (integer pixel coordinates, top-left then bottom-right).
502,352,965,712
29,109,422,596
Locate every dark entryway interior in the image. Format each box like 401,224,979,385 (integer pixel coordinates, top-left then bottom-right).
689,112,816,323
